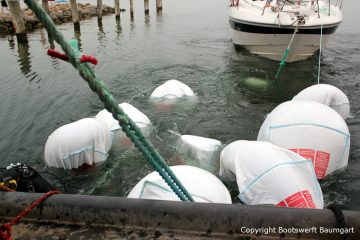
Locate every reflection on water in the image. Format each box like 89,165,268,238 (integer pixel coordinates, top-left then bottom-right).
145,15,150,29
97,19,106,45
7,35,15,49
130,18,135,32
115,18,122,38
17,41,31,76
39,29,47,47
48,34,55,50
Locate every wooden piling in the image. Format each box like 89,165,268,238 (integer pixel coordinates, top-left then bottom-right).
156,0,162,12
114,0,120,19
144,0,149,14
130,0,134,19
69,0,80,24
8,0,27,42
42,0,50,13
97,0,103,19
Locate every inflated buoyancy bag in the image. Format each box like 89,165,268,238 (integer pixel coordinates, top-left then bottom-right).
176,135,222,173
95,102,152,148
150,79,195,99
257,101,350,179
219,141,324,208
292,84,350,119
44,118,112,169
128,165,232,203
149,80,197,112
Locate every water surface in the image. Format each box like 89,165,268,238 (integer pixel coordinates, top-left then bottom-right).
0,0,359,209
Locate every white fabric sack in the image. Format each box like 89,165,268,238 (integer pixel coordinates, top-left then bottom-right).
176,135,222,172
150,79,195,99
219,140,323,209
44,118,112,169
292,84,350,119
128,165,232,204
95,102,151,148
258,101,350,179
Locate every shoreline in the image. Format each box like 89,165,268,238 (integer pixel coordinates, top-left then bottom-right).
0,3,124,34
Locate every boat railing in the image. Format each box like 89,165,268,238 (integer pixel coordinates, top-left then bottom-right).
258,0,341,19
325,0,343,16
241,0,265,11
334,0,343,9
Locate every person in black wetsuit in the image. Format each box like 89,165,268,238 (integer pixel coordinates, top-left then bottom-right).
0,163,57,193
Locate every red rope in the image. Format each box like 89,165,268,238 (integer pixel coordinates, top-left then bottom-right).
80,55,98,65
47,49,98,65
0,190,60,240
47,49,69,61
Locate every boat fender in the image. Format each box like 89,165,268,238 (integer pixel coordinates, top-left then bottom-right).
219,140,324,208
0,163,56,193
292,84,350,119
257,101,350,179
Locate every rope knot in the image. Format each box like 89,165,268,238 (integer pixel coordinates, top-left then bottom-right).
47,49,98,65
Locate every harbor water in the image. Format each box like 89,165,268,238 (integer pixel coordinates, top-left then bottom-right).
0,0,359,210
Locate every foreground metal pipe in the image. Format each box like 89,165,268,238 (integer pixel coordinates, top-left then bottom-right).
0,192,359,239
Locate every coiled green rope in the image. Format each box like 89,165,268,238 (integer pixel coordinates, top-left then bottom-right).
24,0,193,202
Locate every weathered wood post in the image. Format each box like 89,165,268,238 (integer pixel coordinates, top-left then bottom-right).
144,0,149,14
69,0,80,24
114,0,120,19
97,0,103,19
42,0,50,13
130,0,134,19
156,0,162,12
8,0,27,43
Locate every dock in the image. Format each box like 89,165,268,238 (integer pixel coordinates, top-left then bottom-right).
0,0,163,42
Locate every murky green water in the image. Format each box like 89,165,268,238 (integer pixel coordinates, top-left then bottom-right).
0,0,359,210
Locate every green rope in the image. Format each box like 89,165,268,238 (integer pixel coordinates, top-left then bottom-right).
274,23,299,80
274,48,288,79
24,0,193,202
